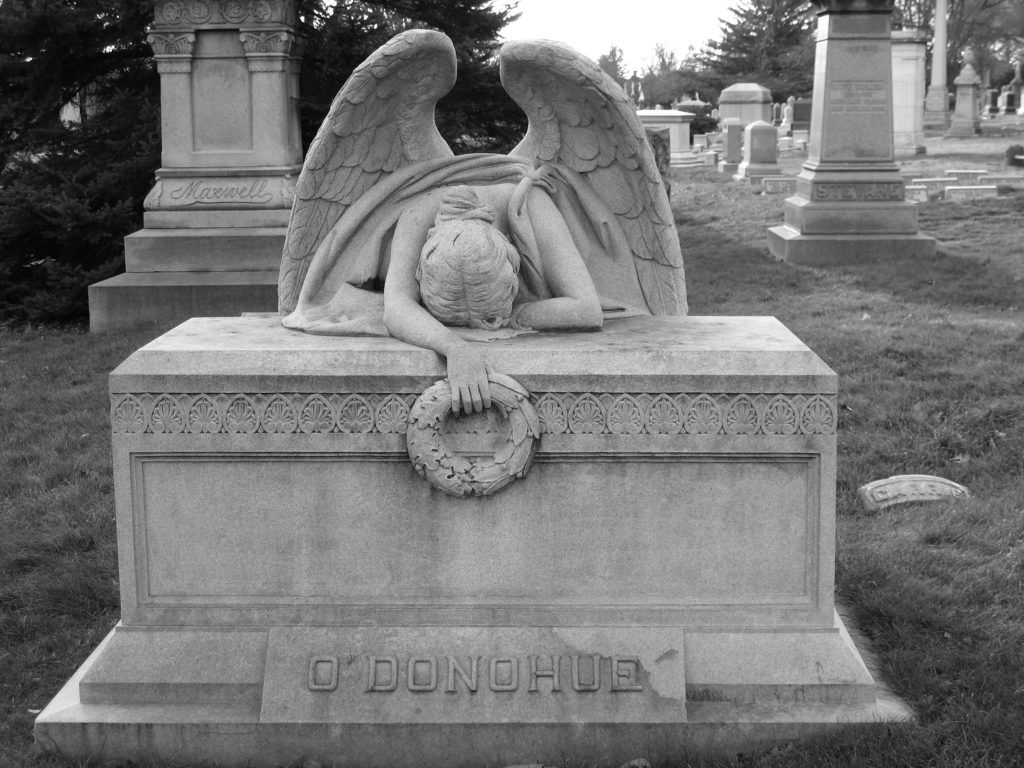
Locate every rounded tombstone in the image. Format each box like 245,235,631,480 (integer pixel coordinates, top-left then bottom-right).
717,83,772,127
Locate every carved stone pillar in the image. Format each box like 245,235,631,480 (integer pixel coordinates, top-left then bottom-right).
924,0,948,127
767,0,936,265
89,0,303,332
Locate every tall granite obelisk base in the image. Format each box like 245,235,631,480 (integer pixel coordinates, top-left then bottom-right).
767,0,936,265
89,0,303,331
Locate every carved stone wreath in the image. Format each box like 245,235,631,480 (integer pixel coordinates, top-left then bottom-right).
406,374,540,497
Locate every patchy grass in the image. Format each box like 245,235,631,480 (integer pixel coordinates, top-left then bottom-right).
3,135,1024,767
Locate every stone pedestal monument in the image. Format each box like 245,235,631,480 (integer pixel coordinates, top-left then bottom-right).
88,0,303,331
39,32,908,767
767,0,936,265
945,51,982,138
891,30,926,154
636,109,697,167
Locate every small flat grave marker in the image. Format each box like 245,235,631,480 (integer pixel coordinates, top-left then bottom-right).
761,176,797,194
947,169,988,185
910,177,956,194
904,185,928,202
944,185,998,200
987,175,1024,188
859,474,970,512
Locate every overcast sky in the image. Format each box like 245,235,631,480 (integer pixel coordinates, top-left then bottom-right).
500,0,734,73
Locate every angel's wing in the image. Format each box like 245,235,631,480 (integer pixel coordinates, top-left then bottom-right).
278,30,457,314
499,40,686,315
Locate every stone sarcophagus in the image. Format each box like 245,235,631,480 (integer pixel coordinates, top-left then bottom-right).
35,315,906,766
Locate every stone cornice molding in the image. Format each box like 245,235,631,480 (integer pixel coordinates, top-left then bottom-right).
810,0,894,13
152,0,297,29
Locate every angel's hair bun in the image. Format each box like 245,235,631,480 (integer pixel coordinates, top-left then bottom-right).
417,186,520,331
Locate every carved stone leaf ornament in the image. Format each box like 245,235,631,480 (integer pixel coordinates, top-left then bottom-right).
406,374,540,497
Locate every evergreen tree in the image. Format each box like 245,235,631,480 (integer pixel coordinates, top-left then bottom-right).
701,0,816,100
300,0,525,154
0,0,160,324
0,0,523,325
597,45,625,84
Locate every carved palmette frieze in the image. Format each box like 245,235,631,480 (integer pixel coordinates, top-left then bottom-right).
153,0,296,27
111,392,837,437
239,30,294,55
147,32,196,56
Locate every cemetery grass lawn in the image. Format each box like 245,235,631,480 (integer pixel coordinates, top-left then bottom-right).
2,156,1023,765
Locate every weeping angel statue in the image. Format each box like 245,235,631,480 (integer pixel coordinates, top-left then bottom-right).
279,30,686,415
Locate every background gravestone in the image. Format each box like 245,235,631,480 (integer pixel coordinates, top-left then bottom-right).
945,51,982,138
792,97,813,132
767,0,936,265
88,0,303,331
890,30,926,155
734,121,782,181
717,120,744,174
717,82,772,126
637,110,697,167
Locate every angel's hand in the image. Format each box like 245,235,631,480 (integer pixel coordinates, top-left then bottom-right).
446,343,492,415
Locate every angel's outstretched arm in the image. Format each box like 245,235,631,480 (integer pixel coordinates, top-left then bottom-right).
383,200,493,415
512,187,603,331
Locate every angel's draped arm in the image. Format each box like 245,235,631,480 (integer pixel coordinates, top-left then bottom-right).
511,186,602,331
383,198,493,415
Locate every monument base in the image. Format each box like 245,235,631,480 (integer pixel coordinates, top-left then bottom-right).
88,271,278,332
37,316,911,765
767,226,938,265
37,616,908,768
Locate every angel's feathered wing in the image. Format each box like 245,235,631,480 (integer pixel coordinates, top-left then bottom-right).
500,40,687,315
278,30,457,314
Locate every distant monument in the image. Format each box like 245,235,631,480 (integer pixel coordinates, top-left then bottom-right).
945,50,982,138
924,0,949,127
636,109,698,167
88,0,303,331
768,0,936,264
38,30,907,767
718,82,772,126
891,29,927,154
734,120,782,181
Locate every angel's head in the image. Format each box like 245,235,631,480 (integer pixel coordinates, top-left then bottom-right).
416,186,521,331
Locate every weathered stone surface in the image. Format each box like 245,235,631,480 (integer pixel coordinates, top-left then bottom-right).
35,316,910,765
858,474,970,512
